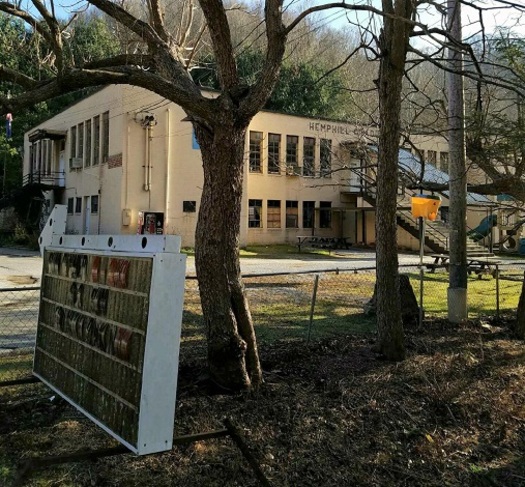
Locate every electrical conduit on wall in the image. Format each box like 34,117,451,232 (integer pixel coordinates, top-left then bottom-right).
165,108,171,232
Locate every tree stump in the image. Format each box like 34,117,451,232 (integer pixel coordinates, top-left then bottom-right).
364,274,419,325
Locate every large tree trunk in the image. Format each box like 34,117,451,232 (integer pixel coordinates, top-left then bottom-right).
374,0,414,360
194,120,262,390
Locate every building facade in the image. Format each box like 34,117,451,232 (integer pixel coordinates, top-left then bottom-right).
25,84,463,250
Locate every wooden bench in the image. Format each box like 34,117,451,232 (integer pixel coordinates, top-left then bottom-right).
297,236,351,252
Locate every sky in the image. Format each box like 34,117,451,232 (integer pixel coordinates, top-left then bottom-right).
311,0,525,39
19,0,525,40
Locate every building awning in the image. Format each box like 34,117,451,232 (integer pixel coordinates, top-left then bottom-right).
28,129,66,143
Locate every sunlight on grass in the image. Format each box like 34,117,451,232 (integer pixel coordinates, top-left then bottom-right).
0,354,33,381
408,272,521,317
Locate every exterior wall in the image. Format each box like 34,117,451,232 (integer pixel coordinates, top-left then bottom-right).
24,85,125,236
27,85,485,251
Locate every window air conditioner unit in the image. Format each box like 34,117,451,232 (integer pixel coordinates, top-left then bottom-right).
70,157,83,169
286,165,298,176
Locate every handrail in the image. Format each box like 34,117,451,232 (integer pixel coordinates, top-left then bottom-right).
23,171,65,186
397,209,449,249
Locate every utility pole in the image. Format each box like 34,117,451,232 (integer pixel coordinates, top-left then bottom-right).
447,0,468,322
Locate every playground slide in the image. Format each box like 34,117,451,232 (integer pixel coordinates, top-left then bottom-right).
467,214,497,242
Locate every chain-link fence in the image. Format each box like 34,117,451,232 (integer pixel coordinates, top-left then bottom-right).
2,263,524,381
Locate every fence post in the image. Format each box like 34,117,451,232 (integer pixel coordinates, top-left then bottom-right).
307,274,320,345
495,264,500,318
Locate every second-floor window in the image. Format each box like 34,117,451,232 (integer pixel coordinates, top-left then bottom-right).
286,135,299,169
249,131,263,172
268,134,281,174
78,122,84,161
85,119,92,167
102,111,109,162
93,115,100,165
303,137,315,177
70,126,77,159
427,150,437,165
320,139,332,177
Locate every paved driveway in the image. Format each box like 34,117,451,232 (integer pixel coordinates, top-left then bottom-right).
0,246,424,287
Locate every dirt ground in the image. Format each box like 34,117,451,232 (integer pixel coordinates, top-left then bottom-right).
1,317,525,487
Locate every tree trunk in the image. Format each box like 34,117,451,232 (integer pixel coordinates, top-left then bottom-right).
194,120,262,390
374,0,414,360
365,274,419,326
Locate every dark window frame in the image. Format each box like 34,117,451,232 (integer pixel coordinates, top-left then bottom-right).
249,131,263,173
248,199,263,228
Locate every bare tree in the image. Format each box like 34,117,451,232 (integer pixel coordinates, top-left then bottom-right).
2,0,525,389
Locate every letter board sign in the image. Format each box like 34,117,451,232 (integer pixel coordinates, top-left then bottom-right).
33,235,186,455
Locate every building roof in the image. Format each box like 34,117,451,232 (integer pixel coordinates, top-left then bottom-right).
398,148,491,205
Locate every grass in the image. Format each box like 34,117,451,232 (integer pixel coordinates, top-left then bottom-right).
0,353,33,382
182,244,334,259
408,271,522,317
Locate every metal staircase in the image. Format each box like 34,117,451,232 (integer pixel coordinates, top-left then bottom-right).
361,189,490,254
396,210,489,254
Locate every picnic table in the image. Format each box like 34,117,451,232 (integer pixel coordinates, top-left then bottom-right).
427,253,501,276
297,236,351,252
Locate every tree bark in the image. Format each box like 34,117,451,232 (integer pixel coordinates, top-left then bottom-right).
365,274,419,326
194,118,262,390
374,0,414,360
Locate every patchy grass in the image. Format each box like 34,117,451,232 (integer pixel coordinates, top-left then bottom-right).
0,353,33,382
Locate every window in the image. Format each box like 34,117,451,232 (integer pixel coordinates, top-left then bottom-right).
286,135,299,171
45,139,52,175
75,197,82,214
67,197,74,214
427,150,437,165
440,152,449,173
102,111,109,162
267,200,281,228
268,133,281,174
320,139,332,176
91,195,99,214
286,201,298,228
70,126,77,159
249,131,263,172
78,122,84,161
319,201,331,228
183,201,197,212
248,199,262,228
93,115,100,165
303,201,315,228
85,119,92,167
303,137,315,176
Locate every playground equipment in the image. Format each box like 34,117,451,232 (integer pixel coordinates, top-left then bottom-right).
467,214,497,242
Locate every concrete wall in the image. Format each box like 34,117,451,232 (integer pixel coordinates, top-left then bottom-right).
26,85,471,250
